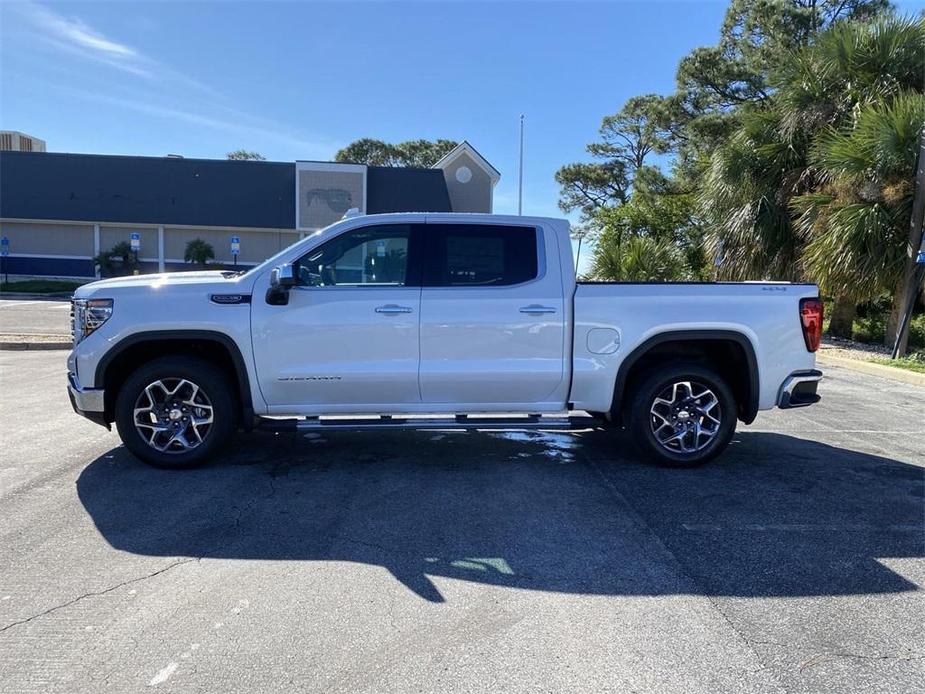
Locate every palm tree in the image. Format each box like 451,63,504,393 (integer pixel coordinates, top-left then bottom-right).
703,15,924,339
590,232,689,282
701,107,810,283
793,91,925,348
781,16,925,343
184,238,215,268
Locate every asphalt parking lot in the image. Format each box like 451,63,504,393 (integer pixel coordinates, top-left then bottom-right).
1,350,922,693
0,297,71,335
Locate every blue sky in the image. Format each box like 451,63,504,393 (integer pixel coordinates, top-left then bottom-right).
1,1,918,221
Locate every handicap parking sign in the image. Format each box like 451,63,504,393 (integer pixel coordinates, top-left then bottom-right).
231,235,240,256
0,236,8,257
130,232,141,251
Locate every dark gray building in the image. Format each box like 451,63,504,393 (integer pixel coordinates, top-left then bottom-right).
0,142,499,277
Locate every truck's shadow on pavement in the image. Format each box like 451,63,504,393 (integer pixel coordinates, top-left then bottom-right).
76,429,923,603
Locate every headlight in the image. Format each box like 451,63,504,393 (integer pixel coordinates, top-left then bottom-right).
72,298,113,343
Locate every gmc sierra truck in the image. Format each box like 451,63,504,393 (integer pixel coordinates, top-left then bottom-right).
67,213,824,468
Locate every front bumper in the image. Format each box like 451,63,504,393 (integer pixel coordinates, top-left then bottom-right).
777,369,823,408
67,372,109,428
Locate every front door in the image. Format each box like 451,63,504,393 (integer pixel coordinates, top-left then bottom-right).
418,222,567,409
251,223,422,412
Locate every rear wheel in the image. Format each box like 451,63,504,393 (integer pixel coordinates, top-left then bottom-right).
115,356,236,468
627,363,736,467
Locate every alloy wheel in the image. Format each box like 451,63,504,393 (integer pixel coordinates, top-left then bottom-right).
133,378,214,453
649,380,722,454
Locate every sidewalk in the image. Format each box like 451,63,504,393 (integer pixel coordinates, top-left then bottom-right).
816,352,925,387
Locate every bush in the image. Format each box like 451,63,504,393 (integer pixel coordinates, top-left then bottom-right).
184,238,215,267
94,241,135,276
590,233,690,282
850,304,924,349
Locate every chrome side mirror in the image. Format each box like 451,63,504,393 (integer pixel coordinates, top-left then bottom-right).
267,263,296,305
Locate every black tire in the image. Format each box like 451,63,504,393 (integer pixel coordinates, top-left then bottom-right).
627,362,737,468
115,356,237,469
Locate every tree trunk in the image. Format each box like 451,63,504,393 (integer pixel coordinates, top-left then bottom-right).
891,130,925,357
886,276,907,351
826,297,856,339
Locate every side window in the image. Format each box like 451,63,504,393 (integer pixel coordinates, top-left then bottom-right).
296,225,411,287
424,224,538,287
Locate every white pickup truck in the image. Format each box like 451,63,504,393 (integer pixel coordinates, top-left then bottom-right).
67,213,823,468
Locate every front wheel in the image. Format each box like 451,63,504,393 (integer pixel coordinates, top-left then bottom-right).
627,363,737,467
115,356,237,468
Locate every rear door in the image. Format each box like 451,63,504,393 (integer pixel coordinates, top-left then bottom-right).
418,222,567,409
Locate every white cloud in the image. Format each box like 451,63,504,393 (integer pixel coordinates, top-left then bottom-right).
56,87,340,160
5,2,338,159
13,2,151,77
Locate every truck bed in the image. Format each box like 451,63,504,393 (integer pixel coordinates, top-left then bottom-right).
569,281,820,413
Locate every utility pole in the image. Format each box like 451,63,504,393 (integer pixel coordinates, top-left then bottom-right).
518,114,524,216
891,129,925,359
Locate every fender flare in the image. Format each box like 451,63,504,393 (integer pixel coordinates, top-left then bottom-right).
95,330,255,425
609,329,760,424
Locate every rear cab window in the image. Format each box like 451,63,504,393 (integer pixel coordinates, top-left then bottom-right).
423,224,538,287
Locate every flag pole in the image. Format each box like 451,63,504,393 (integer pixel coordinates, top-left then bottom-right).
518,114,525,215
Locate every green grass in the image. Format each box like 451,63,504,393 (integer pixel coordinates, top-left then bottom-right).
870,355,925,374
0,279,86,294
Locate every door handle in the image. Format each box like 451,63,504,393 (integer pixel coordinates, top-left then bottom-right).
519,305,557,315
375,304,413,314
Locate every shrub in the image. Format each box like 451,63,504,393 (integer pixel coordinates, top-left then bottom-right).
184,239,215,267
93,241,135,276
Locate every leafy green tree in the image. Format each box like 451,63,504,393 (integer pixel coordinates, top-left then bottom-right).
587,95,675,170
226,150,266,161
556,95,674,218
676,0,888,119
671,0,889,179
334,138,458,168
555,161,629,218
184,238,215,267
393,139,460,168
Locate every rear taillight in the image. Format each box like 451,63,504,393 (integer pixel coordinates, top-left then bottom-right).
800,297,823,352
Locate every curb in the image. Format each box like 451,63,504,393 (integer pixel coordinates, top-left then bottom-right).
0,342,71,351
0,340,71,351
816,353,925,387
0,333,71,351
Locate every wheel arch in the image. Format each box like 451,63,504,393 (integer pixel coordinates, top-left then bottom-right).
610,330,760,425
95,330,254,427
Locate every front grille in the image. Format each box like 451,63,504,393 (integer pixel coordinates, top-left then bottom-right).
70,299,84,345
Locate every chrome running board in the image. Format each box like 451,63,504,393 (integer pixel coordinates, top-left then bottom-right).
257,413,586,433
